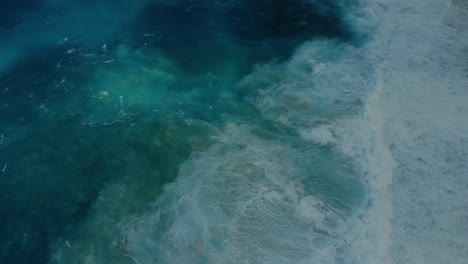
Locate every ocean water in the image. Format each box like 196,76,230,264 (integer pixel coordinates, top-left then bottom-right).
0,0,466,263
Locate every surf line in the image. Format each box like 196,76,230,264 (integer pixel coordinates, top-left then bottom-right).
362,63,396,263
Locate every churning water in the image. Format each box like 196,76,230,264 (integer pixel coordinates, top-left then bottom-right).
0,0,466,263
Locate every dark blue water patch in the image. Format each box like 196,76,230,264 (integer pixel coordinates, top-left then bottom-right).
229,0,351,39
126,0,353,75
0,0,45,30
0,114,206,263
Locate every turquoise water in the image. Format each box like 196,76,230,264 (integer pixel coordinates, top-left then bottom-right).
1,0,467,263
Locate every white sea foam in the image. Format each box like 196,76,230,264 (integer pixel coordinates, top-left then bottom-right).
300,125,337,146
336,0,468,263
332,67,396,264
235,0,468,263
364,1,467,263
235,39,394,264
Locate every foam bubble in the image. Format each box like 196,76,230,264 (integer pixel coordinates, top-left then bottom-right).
300,125,337,145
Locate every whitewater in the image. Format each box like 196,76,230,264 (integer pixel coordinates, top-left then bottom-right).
0,0,466,263
59,1,467,263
